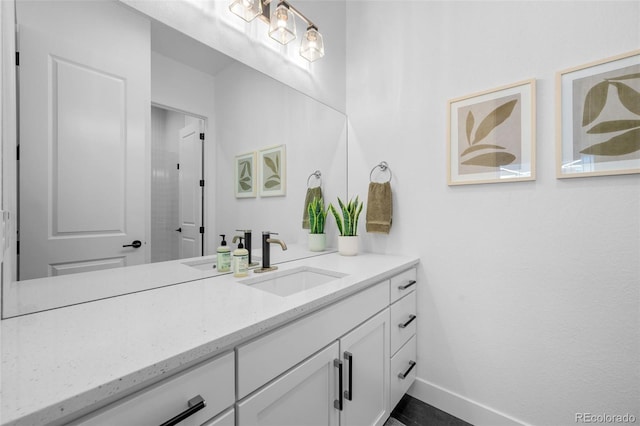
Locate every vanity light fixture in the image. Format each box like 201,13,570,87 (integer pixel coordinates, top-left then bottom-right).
229,0,325,62
299,25,324,62
229,0,263,22
268,2,296,44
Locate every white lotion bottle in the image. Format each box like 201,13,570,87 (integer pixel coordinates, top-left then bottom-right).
233,237,249,277
217,234,231,272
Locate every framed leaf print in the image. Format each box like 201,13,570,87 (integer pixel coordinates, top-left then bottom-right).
556,50,640,178
447,79,536,185
259,145,286,197
235,151,256,198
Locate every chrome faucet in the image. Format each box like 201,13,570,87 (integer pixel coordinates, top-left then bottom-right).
256,231,287,273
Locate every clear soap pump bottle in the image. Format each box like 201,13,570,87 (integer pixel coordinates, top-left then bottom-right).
233,237,249,278
217,234,231,272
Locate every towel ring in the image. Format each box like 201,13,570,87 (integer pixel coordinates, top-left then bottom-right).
370,161,392,183
307,170,322,188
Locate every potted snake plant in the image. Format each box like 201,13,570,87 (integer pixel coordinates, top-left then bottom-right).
307,196,328,252
329,195,363,256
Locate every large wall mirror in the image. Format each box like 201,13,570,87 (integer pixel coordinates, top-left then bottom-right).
2,0,347,317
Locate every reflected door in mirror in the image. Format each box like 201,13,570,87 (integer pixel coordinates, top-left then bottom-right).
18,1,150,279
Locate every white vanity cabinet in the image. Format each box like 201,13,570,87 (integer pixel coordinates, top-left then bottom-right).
237,266,417,426
71,351,235,426
236,310,390,426
389,269,418,410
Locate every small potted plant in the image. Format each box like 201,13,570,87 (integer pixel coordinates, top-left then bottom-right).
307,196,328,252
329,196,363,256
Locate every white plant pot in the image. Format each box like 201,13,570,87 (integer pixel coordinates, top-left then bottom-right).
338,236,358,256
308,233,326,252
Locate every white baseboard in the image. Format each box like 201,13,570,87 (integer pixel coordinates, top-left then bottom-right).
407,377,531,426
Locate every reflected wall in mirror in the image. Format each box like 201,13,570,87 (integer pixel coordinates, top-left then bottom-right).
3,0,346,317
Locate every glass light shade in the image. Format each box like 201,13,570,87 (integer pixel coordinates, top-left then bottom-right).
229,0,262,22
269,3,296,45
300,27,324,62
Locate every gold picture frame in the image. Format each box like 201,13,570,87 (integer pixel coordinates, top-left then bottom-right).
556,49,640,178
447,79,536,185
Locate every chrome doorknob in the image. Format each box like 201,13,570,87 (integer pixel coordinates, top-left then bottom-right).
122,240,142,248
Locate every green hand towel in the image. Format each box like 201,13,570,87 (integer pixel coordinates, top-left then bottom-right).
366,182,392,234
302,186,323,229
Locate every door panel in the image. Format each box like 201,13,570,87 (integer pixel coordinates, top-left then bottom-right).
53,57,126,235
178,122,202,258
17,1,150,279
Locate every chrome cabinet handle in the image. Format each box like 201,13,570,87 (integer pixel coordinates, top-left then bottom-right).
344,351,353,401
334,359,343,411
122,240,142,248
398,314,417,329
398,280,416,290
159,395,206,426
398,361,416,380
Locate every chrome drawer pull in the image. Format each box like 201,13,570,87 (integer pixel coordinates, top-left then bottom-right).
398,314,417,329
398,361,416,380
159,395,206,426
398,280,416,290
334,359,344,411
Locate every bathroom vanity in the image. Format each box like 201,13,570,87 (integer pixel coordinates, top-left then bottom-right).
1,253,419,426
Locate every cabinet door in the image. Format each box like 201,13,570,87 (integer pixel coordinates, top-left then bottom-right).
340,309,390,426
237,342,340,426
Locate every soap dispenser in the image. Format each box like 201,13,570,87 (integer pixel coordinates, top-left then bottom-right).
233,237,249,278
217,234,231,272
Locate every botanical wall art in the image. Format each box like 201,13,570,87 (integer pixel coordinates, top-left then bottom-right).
259,145,286,197
234,151,257,198
557,50,640,178
447,79,536,185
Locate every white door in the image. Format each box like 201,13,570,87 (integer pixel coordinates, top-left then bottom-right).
237,342,340,426
178,122,202,259
17,1,149,279
340,309,391,426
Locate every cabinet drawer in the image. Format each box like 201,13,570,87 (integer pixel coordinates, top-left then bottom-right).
390,291,416,356
203,408,235,426
390,335,417,410
237,280,390,399
74,351,235,426
390,268,417,303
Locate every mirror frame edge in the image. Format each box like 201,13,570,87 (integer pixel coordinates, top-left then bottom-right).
1,0,18,319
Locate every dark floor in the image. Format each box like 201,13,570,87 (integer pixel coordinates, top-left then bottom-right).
386,394,473,426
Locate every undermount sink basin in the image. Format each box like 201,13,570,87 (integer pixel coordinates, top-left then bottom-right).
239,266,347,297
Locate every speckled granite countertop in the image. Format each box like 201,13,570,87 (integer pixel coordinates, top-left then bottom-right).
1,252,419,426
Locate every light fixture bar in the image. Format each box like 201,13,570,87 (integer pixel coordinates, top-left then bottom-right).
257,0,314,29
280,0,315,29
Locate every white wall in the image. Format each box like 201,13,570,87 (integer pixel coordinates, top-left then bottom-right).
214,60,347,248
346,2,639,425
121,0,346,112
